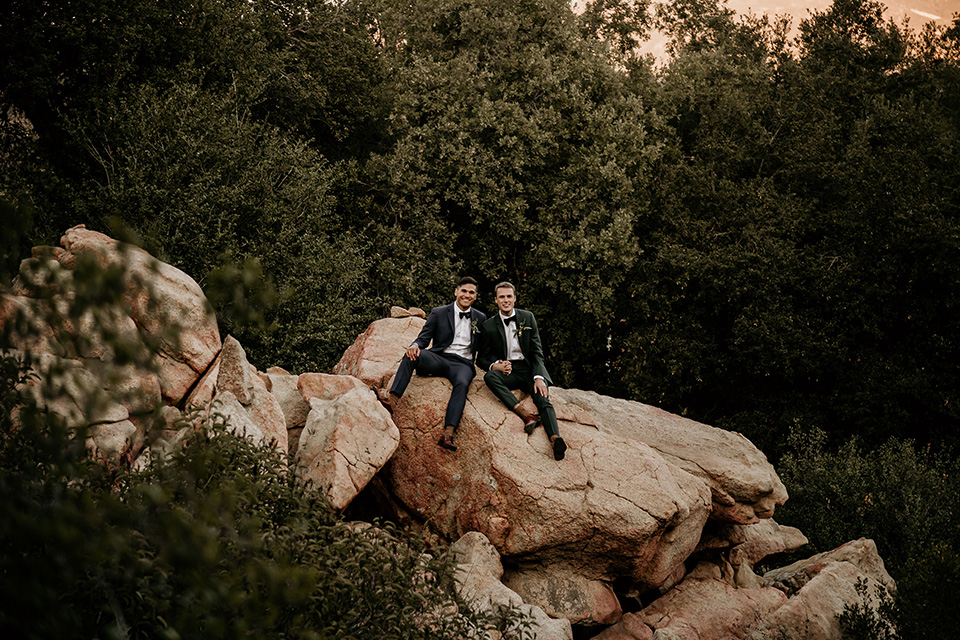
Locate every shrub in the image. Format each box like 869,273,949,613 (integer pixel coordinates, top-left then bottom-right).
777,427,960,640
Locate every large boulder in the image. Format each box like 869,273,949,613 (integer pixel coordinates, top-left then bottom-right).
749,538,896,640
15,352,130,428
186,335,287,451
56,225,221,403
386,376,711,589
209,390,268,446
260,368,311,430
594,560,787,640
295,384,400,511
450,532,573,640
555,389,788,524
332,315,425,387
502,567,622,626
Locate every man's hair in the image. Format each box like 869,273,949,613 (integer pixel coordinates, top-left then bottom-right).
458,276,478,288
494,281,516,295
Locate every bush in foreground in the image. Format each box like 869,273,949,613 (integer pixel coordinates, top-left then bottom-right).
0,364,529,640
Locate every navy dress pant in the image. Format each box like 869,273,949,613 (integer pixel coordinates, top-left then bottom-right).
389,350,475,430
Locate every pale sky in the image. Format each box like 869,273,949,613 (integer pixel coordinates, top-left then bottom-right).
638,0,960,59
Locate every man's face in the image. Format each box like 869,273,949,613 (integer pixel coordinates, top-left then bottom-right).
455,283,477,310
495,287,516,315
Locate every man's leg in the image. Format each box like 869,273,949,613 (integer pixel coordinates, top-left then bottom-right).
443,359,475,432
483,368,525,409
529,381,566,461
388,355,416,398
400,351,464,452
484,364,540,432
389,350,447,397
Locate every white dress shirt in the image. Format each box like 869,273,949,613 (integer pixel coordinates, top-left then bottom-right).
500,313,524,361
443,305,473,360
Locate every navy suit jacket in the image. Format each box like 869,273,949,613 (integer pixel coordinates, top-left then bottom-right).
414,303,487,361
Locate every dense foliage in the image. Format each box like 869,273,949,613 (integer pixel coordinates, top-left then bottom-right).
777,430,960,639
3,0,960,637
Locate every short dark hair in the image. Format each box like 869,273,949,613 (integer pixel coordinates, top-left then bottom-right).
458,276,478,288
494,281,516,295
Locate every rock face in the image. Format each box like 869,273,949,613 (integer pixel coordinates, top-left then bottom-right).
503,567,622,626
595,559,789,640
386,374,712,589
750,538,896,640
555,389,788,524
57,225,221,404
333,315,425,388
450,531,573,640
216,336,287,450
593,537,894,640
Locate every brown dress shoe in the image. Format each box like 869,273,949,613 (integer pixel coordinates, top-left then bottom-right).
438,434,458,451
514,405,541,434
374,387,398,413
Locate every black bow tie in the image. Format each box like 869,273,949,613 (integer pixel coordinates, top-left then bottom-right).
459,311,471,319
503,316,515,325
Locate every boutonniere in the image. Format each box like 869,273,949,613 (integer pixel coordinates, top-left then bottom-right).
514,320,531,339
470,319,481,335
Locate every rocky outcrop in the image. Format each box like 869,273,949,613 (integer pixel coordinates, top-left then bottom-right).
4,227,898,640
593,537,893,640
383,373,712,589
595,559,788,640
750,538,896,640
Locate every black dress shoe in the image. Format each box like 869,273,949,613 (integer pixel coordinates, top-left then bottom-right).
523,416,541,435
552,437,567,460
438,434,458,451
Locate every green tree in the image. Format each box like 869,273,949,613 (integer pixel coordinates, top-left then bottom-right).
358,0,660,386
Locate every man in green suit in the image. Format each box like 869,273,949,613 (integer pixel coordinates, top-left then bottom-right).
476,282,567,460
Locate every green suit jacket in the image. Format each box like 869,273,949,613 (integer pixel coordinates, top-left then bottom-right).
476,309,553,385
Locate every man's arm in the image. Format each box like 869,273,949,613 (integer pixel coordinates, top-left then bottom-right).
475,321,497,372
525,312,552,386
407,307,440,359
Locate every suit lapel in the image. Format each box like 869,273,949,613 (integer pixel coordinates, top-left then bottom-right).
494,315,508,360
516,310,529,357
444,303,456,341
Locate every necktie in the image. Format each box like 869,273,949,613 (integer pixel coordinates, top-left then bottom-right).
459,311,471,319
503,316,515,325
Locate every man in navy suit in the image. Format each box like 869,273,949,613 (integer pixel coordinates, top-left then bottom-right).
379,277,487,451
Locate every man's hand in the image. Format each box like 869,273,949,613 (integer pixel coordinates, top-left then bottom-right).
534,378,548,397
405,345,421,360
492,360,512,374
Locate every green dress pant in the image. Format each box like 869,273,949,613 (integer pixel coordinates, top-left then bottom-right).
483,359,560,438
